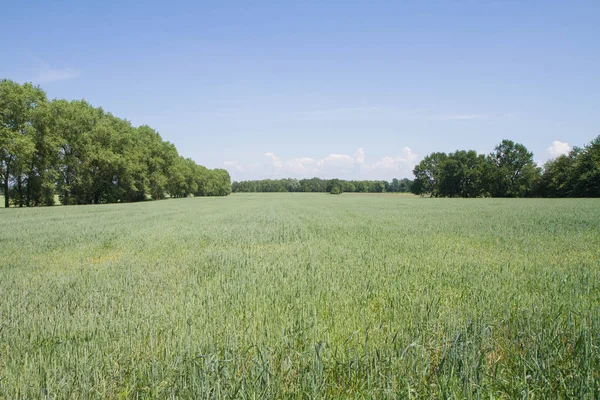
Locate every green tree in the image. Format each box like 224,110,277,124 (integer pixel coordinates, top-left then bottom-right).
0,80,47,207
539,150,579,197
327,179,344,194
44,100,102,205
21,96,59,206
489,139,540,197
571,136,600,197
412,152,448,196
355,181,369,193
437,150,490,197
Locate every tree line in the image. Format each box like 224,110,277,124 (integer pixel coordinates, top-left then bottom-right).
539,137,600,197
413,137,600,198
232,177,413,194
233,137,599,198
0,79,231,208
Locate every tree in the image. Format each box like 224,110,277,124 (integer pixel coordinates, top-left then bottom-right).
355,181,369,193
571,136,600,197
0,80,47,207
44,100,100,205
437,150,491,197
539,150,579,197
398,178,413,193
489,139,540,197
412,152,448,196
327,179,344,194
1,81,230,208
19,95,58,206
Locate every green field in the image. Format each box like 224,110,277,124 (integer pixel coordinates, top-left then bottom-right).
1,194,599,398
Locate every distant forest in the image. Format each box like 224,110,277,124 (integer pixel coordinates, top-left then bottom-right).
234,137,600,197
1,80,231,208
232,178,413,194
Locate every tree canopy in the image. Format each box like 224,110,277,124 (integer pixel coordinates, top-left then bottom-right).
231,178,413,194
413,137,600,198
0,79,230,207
539,136,600,198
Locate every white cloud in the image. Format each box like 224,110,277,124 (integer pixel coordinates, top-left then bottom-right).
354,148,365,165
370,156,397,170
433,114,489,120
285,157,317,174
264,152,283,169
547,141,572,158
233,147,421,180
313,154,356,178
369,147,419,173
316,154,356,169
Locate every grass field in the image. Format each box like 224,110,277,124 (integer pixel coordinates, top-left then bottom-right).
1,194,599,398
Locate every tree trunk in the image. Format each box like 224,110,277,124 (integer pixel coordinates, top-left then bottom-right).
26,182,31,206
3,169,9,208
26,160,34,207
64,167,71,205
17,176,23,207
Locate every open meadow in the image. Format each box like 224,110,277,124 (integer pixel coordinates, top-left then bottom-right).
1,193,599,398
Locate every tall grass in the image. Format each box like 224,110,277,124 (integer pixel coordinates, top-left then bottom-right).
1,194,599,398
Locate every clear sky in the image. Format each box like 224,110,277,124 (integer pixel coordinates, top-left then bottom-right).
2,1,599,180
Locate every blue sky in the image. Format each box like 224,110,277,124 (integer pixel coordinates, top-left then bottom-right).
2,1,599,180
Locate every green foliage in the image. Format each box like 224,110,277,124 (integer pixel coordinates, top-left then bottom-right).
412,152,448,196
389,177,412,193
0,80,230,207
0,79,47,207
489,139,539,197
326,178,343,194
232,177,407,193
540,136,600,198
413,141,541,198
413,136,600,198
1,194,599,397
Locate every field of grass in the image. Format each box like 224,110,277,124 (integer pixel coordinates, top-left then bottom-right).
1,193,599,398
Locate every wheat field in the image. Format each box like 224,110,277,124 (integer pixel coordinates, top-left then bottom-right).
1,194,599,398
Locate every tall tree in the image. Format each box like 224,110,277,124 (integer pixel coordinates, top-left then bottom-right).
0,80,47,207
412,152,448,196
489,139,540,197
571,136,600,197
437,150,491,197
25,99,62,206
539,149,580,197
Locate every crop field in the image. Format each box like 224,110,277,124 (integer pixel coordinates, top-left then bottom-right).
1,193,599,398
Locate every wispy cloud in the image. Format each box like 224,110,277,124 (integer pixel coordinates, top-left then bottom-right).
204,106,389,122
264,152,283,169
29,55,80,83
291,106,385,120
34,68,80,83
432,113,489,120
223,161,246,172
